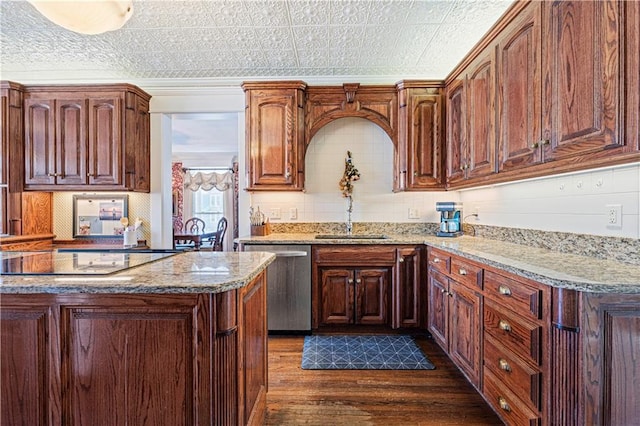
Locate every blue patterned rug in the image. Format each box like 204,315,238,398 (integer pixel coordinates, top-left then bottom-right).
301,335,435,370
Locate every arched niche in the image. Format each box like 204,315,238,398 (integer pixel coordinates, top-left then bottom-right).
303,83,398,159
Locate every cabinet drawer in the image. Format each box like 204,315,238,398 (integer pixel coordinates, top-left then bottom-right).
483,369,541,426
484,335,542,411
450,257,483,290
484,270,543,320
428,249,450,274
484,299,542,366
313,246,396,264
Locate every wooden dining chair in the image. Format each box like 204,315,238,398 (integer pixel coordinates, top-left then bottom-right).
211,217,228,251
175,217,206,248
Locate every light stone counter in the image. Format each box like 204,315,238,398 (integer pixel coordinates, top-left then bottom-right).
238,233,640,293
0,251,275,294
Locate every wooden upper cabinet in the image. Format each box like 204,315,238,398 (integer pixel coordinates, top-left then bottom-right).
465,49,496,180
445,47,496,187
242,81,306,191
22,84,150,192
627,1,639,152
87,96,121,186
445,79,466,186
396,81,444,191
542,0,627,161
497,1,543,173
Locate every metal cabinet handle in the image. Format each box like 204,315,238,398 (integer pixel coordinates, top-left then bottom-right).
355,278,361,284
440,288,446,294
498,397,511,412
399,257,405,263
459,268,467,276
530,141,539,149
498,358,511,372
433,257,441,263
541,139,550,146
498,320,512,332
498,285,512,296
348,279,354,284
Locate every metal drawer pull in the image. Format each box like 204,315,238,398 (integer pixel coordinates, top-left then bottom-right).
433,257,441,263
355,278,361,284
498,320,512,332
498,397,511,412
498,285,512,296
348,279,354,284
458,268,467,276
498,358,511,372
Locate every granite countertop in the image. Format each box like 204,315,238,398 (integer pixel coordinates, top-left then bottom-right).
238,233,640,293
0,251,275,294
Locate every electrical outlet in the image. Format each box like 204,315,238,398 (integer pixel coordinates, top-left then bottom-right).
289,207,298,220
606,204,622,228
408,208,419,219
269,208,281,220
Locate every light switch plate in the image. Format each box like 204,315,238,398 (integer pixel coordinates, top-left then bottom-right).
408,208,419,219
289,207,297,220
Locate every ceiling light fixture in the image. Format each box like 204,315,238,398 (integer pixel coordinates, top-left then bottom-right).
27,0,134,35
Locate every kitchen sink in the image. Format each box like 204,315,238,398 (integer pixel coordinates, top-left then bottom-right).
314,234,388,240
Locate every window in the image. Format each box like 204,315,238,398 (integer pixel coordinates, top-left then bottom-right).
192,188,224,231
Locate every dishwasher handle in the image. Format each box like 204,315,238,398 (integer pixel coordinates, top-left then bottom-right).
272,251,309,258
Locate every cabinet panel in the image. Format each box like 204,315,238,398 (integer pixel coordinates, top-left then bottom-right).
243,82,305,191
466,52,496,179
356,268,390,325
394,246,423,328
445,80,466,185
543,0,625,160
0,305,52,426
497,2,543,172
56,98,87,185
62,306,195,425
449,281,482,387
320,268,354,325
88,97,121,186
24,99,55,185
427,269,449,350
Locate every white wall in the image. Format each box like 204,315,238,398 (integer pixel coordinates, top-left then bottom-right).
148,90,640,244
459,163,640,239
250,117,456,225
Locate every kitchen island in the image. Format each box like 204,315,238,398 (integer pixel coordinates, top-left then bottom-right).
1,250,275,426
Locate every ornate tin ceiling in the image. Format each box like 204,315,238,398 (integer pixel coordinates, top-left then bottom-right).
0,0,512,86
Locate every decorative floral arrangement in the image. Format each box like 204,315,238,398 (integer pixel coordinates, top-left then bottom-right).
339,151,360,198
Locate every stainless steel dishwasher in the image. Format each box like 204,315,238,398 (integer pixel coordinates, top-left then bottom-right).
243,244,311,333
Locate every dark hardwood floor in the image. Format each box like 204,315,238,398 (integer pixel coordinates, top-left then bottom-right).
265,335,503,425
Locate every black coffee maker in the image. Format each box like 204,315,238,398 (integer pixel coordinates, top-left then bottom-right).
436,202,463,237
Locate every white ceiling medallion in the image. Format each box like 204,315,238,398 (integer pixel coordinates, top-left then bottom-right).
27,0,133,35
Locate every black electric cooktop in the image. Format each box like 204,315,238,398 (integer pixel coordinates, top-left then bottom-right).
0,251,178,276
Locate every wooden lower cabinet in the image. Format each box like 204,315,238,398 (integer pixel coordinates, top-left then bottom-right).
312,245,423,331
0,272,268,426
319,267,390,326
427,264,482,388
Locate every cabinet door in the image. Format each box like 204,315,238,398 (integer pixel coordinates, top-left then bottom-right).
394,247,423,328
449,280,482,387
427,269,449,350
355,268,390,325
56,98,87,185
497,2,543,173
88,97,122,186
24,98,56,185
245,88,302,190
404,90,444,189
466,50,497,180
445,80,466,186
0,304,53,425
542,0,625,161
319,268,354,325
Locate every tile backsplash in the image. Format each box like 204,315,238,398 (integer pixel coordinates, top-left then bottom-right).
53,192,151,243
249,117,640,240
